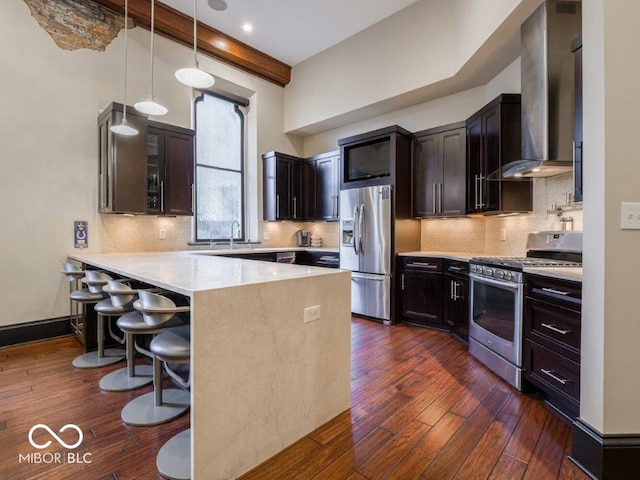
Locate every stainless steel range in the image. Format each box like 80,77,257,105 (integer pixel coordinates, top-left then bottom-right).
468,231,582,390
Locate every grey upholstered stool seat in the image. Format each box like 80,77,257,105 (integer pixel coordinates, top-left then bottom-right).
151,325,191,480
120,291,190,427
71,271,125,369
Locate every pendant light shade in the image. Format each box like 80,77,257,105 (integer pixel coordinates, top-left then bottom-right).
135,0,167,116
175,0,215,88
110,0,138,136
134,97,169,116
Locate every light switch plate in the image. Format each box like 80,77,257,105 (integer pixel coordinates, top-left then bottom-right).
620,202,640,230
159,228,167,239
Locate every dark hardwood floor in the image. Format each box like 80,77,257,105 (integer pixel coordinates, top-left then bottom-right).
0,318,589,480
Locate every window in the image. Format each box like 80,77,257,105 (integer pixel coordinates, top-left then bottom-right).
194,93,245,243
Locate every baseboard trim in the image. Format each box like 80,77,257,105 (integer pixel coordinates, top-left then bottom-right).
0,317,72,348
571,418,640,479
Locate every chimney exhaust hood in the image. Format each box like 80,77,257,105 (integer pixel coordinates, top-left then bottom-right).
502,1,581,179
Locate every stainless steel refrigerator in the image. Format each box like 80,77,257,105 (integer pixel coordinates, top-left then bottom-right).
340,185,392,322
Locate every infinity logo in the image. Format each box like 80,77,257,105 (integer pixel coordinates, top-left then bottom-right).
28,424,83,450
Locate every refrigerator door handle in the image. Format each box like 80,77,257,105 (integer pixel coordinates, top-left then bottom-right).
359,204,365,254
353,204,360,255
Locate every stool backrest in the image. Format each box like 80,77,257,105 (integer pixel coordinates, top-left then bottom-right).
104,280,137,307
135,290,190,326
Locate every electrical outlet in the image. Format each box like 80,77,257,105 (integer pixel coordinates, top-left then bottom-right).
500,228,507,241
621,202,640,230
263,231,271,241
304,305,321,323
159,228,167,239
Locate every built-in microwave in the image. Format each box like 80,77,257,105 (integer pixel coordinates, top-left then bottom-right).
342,137,391,184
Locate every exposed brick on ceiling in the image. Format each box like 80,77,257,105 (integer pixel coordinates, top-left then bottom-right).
24,0,132,51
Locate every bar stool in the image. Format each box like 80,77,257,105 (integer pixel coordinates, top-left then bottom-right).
61,262,85,337
72,271,125,369
99,281,153,391
120,291,190,426
151,325,191,480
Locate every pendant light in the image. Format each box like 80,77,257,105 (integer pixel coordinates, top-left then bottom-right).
110,0,138,136
135,0,168,116
175,0,215,88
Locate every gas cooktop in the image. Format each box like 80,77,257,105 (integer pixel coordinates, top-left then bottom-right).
470,256,582,270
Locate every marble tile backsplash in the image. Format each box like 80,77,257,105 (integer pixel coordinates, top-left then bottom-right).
100,175,581,255
421,174,583,256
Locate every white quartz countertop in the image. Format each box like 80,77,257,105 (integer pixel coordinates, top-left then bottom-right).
523,266,583,282
186,246,339,255
398,251,477,261
69,251,344,296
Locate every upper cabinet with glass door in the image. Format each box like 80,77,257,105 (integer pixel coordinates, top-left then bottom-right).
146,121,195,216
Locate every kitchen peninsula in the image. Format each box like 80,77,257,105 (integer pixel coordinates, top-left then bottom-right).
68,251,351,479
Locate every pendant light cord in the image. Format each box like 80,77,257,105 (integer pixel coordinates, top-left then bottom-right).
150,0,155,97
122,0,129,121
193,0,198,66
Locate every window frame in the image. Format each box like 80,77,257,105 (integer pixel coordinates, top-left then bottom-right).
193,92,246,244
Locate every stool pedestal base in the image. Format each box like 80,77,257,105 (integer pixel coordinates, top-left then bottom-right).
72,349,125,369
157,428,191,480
121,389,189,426
99,364,153,391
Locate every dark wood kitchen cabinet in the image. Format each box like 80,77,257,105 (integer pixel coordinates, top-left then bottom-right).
311,151,340,221
524,273,582,417
399,257,444,328
572,35,583,203
466,94,532,214
98,103,148,214
146,121,195,216
413,122,466,217
444,259,469,342
263,151,304,221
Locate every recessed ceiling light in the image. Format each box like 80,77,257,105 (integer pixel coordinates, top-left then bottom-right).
242,23,253,33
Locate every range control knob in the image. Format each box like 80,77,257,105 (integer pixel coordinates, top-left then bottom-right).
484,268,494,276
496,270,505,279
471,266,479,273
505,272,513,281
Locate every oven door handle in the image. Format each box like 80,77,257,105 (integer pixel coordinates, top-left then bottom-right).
469,273,521,291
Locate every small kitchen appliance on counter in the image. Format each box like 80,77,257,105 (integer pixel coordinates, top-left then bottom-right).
296,229,310,247
467,231,582,390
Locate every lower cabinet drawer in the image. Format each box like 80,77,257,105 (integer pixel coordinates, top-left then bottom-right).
524,339,580,405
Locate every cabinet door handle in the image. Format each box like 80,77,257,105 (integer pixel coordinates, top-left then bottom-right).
479,174,485,209
439,183,443,213
432,183,437,214
450,279,454,299
276,194,280,218
449,266,464,272
453,281,460,301
191,183,195,214
541,287,570,296
293,196,297,219
474,174,479,209
401,273,405,290
540,368,568,385
332,195,338,218
541,323,570,335
160,181,164,212
407,262,436,268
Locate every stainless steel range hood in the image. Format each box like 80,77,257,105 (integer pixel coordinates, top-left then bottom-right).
502,1,581,179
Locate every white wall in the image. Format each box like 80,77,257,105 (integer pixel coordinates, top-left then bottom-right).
0,1,298,328
581,0,640,434
285,0,458,134
285,0,534,135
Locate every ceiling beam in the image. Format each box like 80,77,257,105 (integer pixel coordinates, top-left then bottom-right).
92,0,291,87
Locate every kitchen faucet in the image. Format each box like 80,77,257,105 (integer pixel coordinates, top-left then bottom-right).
230,221,240,249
